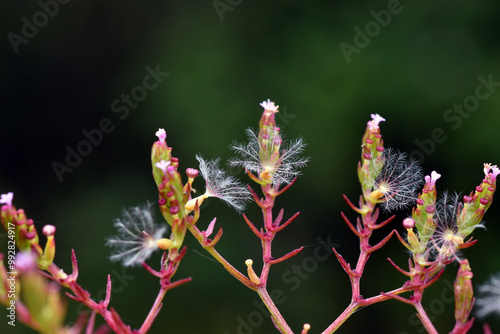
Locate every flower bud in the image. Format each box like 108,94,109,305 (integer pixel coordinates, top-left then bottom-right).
20,267,66,332
39,225,56,269
245,259,261,285
457,163,498,237
402,217,415,229
454,260,474,325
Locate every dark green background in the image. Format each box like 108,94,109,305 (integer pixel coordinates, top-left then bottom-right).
2,1,500,333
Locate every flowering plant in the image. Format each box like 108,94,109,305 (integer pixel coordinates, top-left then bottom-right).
1,101,499,333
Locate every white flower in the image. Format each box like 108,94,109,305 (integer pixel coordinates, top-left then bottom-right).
106,203,167,267
229,128,309,186
476,272,500,318
194,155,251,212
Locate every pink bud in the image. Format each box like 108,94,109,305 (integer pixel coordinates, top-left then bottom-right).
158,198,166,206
25,231,36,240
186,168,199,179
425,206,435,214
480,198,489,206
403,218,415,229
43,225,56,236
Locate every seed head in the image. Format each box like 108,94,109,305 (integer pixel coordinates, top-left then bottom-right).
106,203,169,267
430,192,475,262
196,155,251,212
229,128,309,186
370,148,424,211
476,272,500,318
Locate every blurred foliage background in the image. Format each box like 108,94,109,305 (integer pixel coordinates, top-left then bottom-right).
2,1,500,333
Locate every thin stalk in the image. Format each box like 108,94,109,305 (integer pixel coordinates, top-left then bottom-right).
138,287,167,333
257,287,293,334
187,225,253,289
414,301,439,334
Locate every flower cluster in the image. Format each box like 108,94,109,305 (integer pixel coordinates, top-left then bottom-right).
2,103,499,334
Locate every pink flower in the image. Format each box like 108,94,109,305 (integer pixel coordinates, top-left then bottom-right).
0,192,13,208
259,99,279,112
155,128,167,145
424,171,441,189
155,160,171,174
367,114,386,131
484,163,500,183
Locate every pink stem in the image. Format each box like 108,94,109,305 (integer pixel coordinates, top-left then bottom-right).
138,287,167,333
257,287,293,334
414,301,439,334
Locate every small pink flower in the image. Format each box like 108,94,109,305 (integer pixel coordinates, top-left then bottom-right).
484,163,500,183
424,171,441,188
367,114,386,131
0,192,13,208
155,160,171,174
260,99,279,112
155,128,167,145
